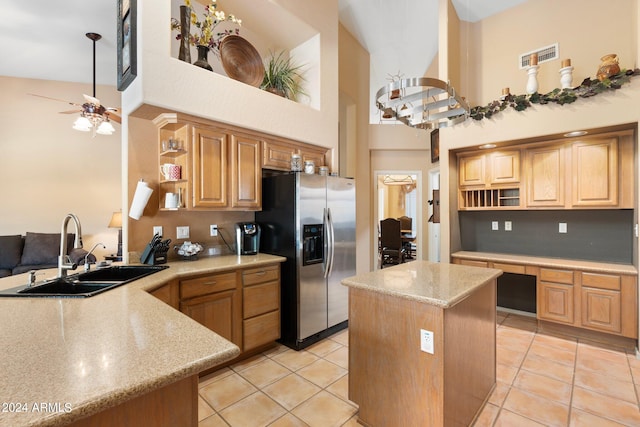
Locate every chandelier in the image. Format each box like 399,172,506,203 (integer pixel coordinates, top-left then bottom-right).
376,77,469,130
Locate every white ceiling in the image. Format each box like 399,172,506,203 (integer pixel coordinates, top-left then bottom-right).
0,0,526,94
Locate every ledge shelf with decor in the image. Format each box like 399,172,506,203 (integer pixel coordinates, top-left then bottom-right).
154,113,191,211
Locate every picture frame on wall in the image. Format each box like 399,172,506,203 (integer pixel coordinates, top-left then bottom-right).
430,128,440,163
117,0,137,91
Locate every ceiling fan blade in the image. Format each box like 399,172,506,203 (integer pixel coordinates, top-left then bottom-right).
58,109,82,114
28,93,82,107
83,94,101,106
107,111,122,124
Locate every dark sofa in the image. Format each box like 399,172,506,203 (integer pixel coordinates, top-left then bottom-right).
0,233,93,278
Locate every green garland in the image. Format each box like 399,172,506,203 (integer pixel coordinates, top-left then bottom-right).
469,68,640,121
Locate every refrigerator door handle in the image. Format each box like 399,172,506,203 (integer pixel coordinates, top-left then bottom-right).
326,207,336,277
323,208,330,278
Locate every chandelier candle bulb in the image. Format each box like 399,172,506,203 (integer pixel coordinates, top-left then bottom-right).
562,58,571,68
530,53,538,66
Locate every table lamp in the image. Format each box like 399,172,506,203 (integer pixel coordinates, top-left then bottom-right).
108,211,123,261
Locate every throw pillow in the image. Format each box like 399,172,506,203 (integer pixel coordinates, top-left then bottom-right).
20,233,75,266
0,235,23,269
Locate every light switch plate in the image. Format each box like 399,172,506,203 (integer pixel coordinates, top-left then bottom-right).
420,329,434,354
491,221,499,231
505,221,512,231
209,224,218,237
559,222,567,233
176,226,190,239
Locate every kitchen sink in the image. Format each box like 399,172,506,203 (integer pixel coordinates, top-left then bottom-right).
75,265,168,283
0,265,169,298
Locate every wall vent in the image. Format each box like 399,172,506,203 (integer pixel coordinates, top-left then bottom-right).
519,43,559,69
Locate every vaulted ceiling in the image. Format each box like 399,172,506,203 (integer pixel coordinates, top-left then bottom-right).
0,0,525,98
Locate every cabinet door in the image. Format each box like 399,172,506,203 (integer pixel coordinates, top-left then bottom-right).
458,154,485,187
263,140,296,170
489,150,520,184
526,145,566,207
230,135,261,209
572,138,618,207
581,287,621,333
538,282,574,324
192,127,228,208
180,289,242,349
300,147,327,168
243,310,280,351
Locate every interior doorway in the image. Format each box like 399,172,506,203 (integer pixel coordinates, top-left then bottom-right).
373,170,422,269
428,169,440,262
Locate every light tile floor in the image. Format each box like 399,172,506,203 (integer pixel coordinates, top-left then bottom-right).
198,312,640,426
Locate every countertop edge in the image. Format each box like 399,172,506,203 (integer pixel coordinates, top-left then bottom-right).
451,251,637,275
341,262,502,308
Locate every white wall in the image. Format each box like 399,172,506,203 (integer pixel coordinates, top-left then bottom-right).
0,76,122,260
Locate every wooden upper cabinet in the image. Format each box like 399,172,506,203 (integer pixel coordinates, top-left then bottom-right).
299,146,327,169
571,138,618,207
458,154,485,187
489,150,520,185
263,140,296,170
526,144,566,208
230,134,261,209
192,127,228,208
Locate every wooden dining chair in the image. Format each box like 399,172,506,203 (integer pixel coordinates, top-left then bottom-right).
379,218,404,268
398,216,415,259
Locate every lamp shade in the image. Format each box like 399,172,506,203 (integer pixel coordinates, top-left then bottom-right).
108,211,122,228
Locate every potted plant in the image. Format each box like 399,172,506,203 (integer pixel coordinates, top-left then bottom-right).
261,51,306,100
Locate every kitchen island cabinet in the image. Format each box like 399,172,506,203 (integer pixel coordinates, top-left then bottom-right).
0,253,283,427
342,261,502,426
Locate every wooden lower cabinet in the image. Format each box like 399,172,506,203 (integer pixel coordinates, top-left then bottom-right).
175,264,282,362
242,265,281,351
581,287,621,333
538,281,575,324
180,289,243,349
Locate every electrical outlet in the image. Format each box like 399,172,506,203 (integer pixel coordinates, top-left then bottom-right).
491,221,499,231
420,329,434,354
559,222,567,233
505,221,512,231
153,226,163,237
176,226,190,239
210,224,218,237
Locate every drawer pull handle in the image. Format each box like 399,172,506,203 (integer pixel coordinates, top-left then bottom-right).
256,271,267,275
203,281,217,285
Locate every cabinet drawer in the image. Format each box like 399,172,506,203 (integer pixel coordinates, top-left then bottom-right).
244,310,280,351
492,262,525,275
181,272,237,300
581,272,621,291
244,281,280,318
243,265,279,286
540,268,573,285
459,259,488,268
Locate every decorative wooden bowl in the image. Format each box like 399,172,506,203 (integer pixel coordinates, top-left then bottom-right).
219,35,265,87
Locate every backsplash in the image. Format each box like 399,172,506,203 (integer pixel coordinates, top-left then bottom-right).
459,210,633,263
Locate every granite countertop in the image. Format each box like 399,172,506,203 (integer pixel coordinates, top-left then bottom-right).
0,253,284,427
451,251,638,276
341,261,502,308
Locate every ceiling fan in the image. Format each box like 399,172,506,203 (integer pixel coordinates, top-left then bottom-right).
29,32,121,136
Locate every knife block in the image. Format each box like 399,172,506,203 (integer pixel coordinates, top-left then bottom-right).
140,241,169,265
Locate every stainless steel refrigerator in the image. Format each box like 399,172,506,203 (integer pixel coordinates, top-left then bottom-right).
256,172,356,350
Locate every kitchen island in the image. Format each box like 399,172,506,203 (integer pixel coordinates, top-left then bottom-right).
0,254,283,427
342,261,502,427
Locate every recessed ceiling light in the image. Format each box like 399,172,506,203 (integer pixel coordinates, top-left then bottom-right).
479,143,496,149
563,130,588,137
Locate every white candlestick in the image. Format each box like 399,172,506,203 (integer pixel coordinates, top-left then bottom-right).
526,65,539,94
559,66,574,89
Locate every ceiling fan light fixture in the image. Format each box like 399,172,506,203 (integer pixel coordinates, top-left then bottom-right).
96,119,116,135
72,116,92,132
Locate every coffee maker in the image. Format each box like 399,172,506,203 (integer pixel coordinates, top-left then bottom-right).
235,222,261,255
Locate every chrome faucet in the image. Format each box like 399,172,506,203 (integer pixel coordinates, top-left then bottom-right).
58,214,83,278
84,243,106,272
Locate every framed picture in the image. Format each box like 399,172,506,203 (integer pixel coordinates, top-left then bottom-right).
430,128,440,163
117,0,137,91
